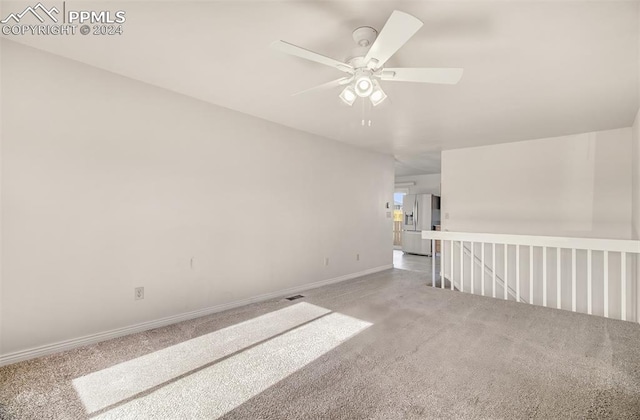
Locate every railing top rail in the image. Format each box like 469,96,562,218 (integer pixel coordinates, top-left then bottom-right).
422,230,640,253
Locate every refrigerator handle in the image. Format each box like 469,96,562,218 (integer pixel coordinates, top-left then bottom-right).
414,199,418,230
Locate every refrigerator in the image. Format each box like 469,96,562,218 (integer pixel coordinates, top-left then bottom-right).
401,194,441,256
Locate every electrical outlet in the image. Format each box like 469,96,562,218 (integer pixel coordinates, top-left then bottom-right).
135,287,144,300
324,257,329,266
356,253,360,261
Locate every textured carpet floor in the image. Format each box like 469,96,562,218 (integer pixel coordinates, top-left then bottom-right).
1,268,639,419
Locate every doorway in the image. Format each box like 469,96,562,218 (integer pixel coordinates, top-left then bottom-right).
393,191,406,249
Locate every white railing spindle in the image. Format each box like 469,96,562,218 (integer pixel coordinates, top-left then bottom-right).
604,251,609,318
481,243,485,296
516,245,520,302
557,248,562,310
470,242,475,294
587,249,592,315
621,252,626,321
432,239,436,288
504,244,508,300
571,248,577,312
492,243,496,298
529,246,534,304
542,246,547,307
459,241,463,291
441,240,445,288
448,240,452,290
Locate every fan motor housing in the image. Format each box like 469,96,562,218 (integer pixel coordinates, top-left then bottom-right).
352,26,377,47
346,26,378,65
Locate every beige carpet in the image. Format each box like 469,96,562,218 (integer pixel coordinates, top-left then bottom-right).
1,268,639,419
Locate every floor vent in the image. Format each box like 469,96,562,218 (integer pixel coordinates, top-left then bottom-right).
285,295,305,301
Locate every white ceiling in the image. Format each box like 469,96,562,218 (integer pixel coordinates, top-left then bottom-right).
3,1,638,175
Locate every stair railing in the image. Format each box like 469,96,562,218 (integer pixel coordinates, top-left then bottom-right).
423,230,640,322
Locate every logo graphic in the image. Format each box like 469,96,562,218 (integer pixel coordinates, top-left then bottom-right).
1,2,126,36
1,2,59,24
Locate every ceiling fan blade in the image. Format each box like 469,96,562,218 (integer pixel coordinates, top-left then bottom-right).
292,76,353,96
380,68,464,84
364,11,423,68
271,40,353,73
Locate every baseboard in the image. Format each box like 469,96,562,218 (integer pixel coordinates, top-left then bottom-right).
0,264,392,367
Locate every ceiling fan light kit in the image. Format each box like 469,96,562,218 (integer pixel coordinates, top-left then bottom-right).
370,80,387,106
339,85,357,106
271,10,463,107
354,71,374,97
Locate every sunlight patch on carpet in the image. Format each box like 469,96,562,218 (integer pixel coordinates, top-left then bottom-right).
91,312,371,419
73,302,331,413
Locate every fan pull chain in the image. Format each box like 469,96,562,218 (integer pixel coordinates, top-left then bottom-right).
361,98,372,127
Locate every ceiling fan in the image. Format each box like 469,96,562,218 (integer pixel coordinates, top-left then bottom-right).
271,10,463,107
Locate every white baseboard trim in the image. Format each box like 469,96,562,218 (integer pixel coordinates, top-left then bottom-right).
0,264,392,367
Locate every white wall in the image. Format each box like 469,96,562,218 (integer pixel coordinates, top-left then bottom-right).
442,129,632,239
395,174,441,195
0,41,394,359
